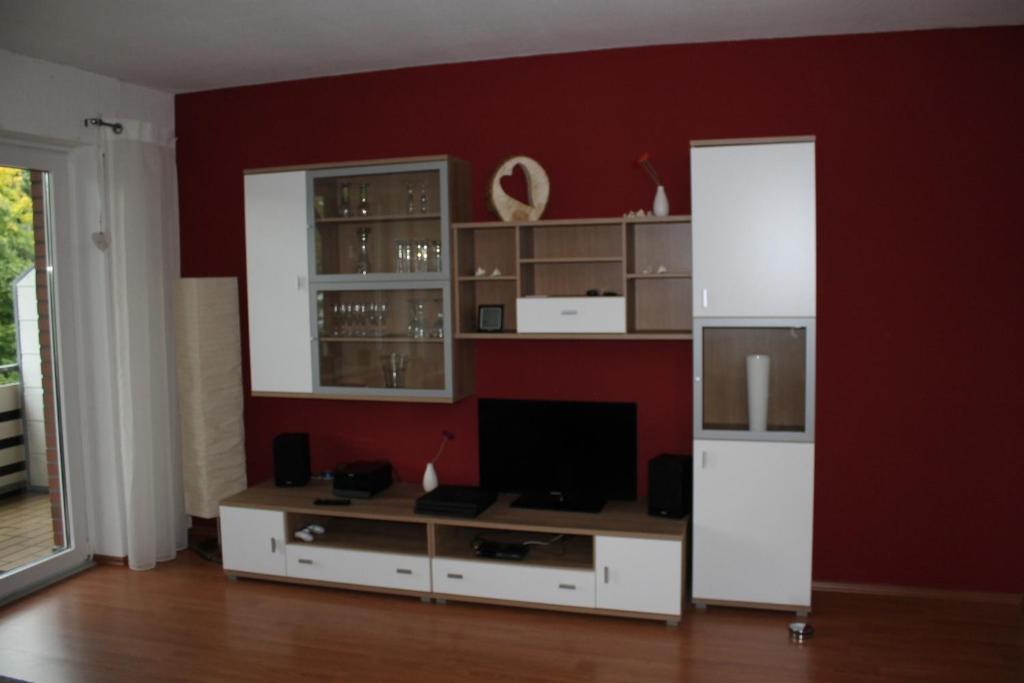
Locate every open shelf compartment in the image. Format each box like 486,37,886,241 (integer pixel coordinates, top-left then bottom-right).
433,524,594,570
286,514,429,556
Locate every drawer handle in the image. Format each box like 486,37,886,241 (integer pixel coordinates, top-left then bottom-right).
558,583,576,590
298,559,313,565
604,566,610,584
396,568,413,575
560,309,579,316
447,572,463,580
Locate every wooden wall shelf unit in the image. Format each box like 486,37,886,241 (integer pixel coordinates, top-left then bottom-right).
221,481,688,624
453,216,692,339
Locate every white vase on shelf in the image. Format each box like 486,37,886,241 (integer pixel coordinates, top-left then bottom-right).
746,354,770,432
422,462,439,492
652,185,669,217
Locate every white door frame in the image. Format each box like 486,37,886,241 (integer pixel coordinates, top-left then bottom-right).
0,139,92,604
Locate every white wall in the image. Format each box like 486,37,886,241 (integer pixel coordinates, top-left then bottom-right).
0,49,175,558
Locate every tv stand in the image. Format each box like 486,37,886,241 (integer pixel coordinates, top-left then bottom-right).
219,480,687,624
510,491,607,514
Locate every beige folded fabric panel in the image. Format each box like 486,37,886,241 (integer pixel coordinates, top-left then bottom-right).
175,277,247,519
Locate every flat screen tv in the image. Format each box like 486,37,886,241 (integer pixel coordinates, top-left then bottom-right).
478,398,637,513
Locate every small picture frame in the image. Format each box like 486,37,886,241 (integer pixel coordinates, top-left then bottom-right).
477,305,504,332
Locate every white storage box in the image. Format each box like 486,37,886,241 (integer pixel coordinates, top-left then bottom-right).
517,297,626,334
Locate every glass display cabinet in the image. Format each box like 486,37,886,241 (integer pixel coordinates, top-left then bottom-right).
307,159,468,401
310,164,449,279
693,318,815,442
313,286,450,394
243,156,471,402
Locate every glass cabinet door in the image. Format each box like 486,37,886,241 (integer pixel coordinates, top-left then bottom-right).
310,165,446,277
314,287,449,393
694,319,815,442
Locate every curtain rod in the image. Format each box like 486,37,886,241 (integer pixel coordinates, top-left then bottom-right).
84,117,123,134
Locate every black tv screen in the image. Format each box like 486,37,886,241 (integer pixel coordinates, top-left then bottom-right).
478,398,637,501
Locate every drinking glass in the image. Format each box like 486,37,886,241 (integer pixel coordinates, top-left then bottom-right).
431,298,444,339
414,240,430,273
381,352,408,388
408,299,427,338
429,240,442,272
338,182,351,217
394,240,409,273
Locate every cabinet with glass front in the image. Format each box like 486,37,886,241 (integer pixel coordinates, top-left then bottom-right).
693,318,815,442
243,156,473,403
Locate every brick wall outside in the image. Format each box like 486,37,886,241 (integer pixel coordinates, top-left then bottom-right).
29,171,63,548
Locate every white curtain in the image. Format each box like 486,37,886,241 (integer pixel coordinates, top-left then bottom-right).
102,120,187,570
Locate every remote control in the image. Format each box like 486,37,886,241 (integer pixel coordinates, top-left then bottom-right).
314,498,351,506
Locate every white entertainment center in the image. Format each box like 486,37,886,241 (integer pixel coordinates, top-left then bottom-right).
227,136,817,620
221,481,687,624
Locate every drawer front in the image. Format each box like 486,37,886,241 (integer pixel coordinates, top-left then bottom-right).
432,558,595,608
286,545,430,592
517,297,626,334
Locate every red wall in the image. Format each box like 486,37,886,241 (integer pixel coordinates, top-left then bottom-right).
176,27,1024,593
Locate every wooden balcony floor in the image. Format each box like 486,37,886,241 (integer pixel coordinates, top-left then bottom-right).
0,491,58,573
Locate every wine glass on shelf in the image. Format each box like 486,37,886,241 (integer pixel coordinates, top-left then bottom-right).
377,300,390,337
408,299,427,339
430,240,442,272
394,240,410,273
338,182,351,218
358,183,370,216
330,302,342,337
431,298,444,339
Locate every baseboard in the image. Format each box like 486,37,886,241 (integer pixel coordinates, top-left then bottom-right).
92,554,127,566
813,580,1023,607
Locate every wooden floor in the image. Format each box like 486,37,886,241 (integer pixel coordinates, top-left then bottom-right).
0,552,1020,683
0,492,57,573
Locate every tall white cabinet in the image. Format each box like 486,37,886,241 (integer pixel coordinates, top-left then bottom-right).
244,171,314,394
690,138,816,614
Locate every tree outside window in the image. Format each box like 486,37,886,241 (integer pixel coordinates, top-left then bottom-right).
0,167,35,384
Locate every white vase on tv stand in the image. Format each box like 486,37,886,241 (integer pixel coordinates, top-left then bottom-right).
422,463,439,493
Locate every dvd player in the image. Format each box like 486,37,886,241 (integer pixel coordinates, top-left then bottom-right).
414,485,496,518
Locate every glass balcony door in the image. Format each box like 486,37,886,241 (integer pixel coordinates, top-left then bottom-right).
0,142,90,605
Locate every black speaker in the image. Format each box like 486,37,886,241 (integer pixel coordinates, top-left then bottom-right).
273,432,310,487
648,453,692,519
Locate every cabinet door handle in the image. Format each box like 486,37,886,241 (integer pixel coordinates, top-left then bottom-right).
396,568,412,575
270,538,277,553
447,573,463,580
558,583,576,590
702,451,708,469
297,275,305,290
701,288,708,308
603,566,610,584
298,558,313,565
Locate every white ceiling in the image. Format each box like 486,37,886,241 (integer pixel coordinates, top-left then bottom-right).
1,0,1022,93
